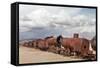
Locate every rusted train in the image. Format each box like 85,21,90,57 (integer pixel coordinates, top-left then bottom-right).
91,36,96,51
23,34,96,59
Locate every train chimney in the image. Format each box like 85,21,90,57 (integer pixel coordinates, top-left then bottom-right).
73,33,79,38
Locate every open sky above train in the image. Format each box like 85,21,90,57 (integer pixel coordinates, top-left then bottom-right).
19,4,96,40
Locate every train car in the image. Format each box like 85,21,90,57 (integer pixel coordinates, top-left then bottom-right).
60,34,90,57
31,40,37,48
23,42,29,47
61,38,90,56
45,36,57,47
28,41,33,47
91,36,96,51
36,39,49,51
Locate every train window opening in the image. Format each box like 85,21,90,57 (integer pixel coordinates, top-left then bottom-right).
84,46,86,49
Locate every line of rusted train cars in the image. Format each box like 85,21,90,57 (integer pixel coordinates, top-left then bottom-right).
22,34,96,60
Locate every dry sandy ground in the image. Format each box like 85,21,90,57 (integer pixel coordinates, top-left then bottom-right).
19,46,84,64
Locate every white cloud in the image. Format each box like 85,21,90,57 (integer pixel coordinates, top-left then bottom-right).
64,25,95,33
19,5,96,40
19,5,82,32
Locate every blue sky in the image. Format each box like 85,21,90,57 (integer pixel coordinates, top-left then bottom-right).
19,4,96,40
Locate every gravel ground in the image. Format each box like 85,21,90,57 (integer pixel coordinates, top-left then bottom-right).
19,46,85,64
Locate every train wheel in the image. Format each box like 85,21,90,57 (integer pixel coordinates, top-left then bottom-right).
66,48,71,56
60,49,64,55
70,52,76,56
24,43,28,47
